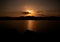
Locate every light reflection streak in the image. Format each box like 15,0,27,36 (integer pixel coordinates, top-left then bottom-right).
27,20,36,31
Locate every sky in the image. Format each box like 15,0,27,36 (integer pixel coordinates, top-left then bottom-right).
0,0,60,17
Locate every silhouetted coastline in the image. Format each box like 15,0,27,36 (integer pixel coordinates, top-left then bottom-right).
0,16,60,20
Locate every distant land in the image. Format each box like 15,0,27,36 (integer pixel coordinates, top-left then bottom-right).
0,16,60,20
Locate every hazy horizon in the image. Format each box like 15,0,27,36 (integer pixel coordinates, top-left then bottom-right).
0,10,60,17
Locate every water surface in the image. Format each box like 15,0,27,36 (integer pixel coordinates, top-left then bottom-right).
0,20,60,32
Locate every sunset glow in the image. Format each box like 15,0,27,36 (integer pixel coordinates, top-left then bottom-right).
25,9,36,16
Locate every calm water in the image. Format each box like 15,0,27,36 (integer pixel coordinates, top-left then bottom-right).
0,20,60,32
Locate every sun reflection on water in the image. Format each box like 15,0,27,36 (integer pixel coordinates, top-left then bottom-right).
27,20,36,31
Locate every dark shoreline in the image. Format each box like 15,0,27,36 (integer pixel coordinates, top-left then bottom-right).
0,16,60,20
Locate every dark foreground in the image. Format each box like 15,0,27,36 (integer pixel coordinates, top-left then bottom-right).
0,29,47,38
0,28,60,39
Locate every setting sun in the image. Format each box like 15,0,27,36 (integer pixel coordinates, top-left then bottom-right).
26,10,34,14
25,10,36,16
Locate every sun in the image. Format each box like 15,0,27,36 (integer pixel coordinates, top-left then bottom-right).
26,10,33,14
28,11,32,14
24,9,36,16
